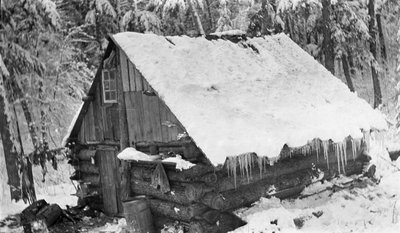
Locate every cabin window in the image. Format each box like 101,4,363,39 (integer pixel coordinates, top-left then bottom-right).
102,69,117,103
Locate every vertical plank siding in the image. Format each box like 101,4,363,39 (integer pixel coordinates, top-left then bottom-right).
77,82,120,143
111,106,120,141
86,103,96,141
128,61,136,91
119,50,130,92
134,66,143,91
92,84,104,141
78,119,85,143
118,56,185,144
159,99,171,142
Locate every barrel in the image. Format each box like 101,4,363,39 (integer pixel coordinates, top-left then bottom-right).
123,196,154,233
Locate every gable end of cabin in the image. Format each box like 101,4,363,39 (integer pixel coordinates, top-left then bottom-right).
66,39,209,215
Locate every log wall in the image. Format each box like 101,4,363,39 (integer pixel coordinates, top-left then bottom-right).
127,139,365,232
70,146,122,215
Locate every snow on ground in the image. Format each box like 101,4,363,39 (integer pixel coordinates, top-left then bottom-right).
231,142,400,233
32,160,78,209
0,160,77,220
113,32,387,165
0,200,28,221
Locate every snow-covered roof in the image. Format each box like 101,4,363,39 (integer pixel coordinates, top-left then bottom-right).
62,103,83,146
111,32,386,166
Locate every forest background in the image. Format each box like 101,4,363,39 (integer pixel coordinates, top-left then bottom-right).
0,0,399,202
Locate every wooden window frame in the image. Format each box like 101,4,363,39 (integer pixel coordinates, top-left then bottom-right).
102,68,118,104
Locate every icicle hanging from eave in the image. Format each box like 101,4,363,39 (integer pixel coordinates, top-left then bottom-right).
224,134,368,188
363,130,371,152
226,152,268,189
322,140,330,170
351,138,358,161
368,130,386,162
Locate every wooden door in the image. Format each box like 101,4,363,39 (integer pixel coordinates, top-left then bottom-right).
97,147,122,215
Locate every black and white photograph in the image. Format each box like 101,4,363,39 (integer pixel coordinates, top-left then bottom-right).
0,0,400,232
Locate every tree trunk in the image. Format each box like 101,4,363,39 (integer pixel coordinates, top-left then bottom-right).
116,0,122,31
260,0,270,35
376,14,387,61
322,0,335,74
348,51,356,75
1,76,36,203
95,6,102,49
285,14,293,39
10,78,40,150
204,0,214,32
0,87,21,201
188,0,205,35
13,103,36,203
368,0,382,108
342,54,355,92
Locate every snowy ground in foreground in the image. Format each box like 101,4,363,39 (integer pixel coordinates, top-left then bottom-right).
0,183,77,220
0,160,77,220
231,155,400,233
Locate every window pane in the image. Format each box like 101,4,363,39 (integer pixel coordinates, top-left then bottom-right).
110,79,116,90
105,92,110,100
104,71,109,81
104,81,110,90
110,70,115,80
110,91,116,100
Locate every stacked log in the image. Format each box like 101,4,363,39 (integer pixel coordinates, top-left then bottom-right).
128,139,365,232
128,162,248,232
68,148,103,210
68,138,365,232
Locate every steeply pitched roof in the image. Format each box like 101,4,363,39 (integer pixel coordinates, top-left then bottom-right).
111,32,387,165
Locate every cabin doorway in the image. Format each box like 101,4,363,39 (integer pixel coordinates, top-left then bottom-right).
96,146,122,215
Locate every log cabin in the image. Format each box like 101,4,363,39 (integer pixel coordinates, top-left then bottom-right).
63,31,387,232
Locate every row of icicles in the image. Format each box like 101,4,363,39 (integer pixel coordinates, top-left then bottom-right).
225,131,385,188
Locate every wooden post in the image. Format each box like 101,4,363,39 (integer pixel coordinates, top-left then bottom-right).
98,148,119,216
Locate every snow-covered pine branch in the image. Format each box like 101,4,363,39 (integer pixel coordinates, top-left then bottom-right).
215,0,233,32
95,0,117,18
38,0,61,28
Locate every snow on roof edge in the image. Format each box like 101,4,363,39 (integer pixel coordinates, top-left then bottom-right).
62,102,84,147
